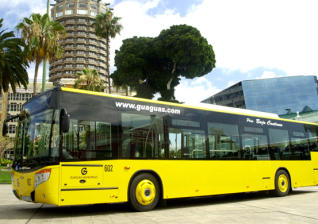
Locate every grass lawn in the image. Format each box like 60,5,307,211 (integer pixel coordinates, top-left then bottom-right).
0,167,11,184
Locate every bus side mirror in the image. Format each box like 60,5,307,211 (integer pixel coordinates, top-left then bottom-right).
2,121,8,137
60,109,70,133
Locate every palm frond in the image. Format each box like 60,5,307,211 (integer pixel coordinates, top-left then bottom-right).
0,17,29,93
16,13,65,94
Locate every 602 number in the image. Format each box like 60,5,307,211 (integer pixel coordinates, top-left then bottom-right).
104,165,113,172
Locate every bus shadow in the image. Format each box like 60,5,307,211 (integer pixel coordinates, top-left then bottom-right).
160,189,315,210
0,203,131,221
1,190,315,220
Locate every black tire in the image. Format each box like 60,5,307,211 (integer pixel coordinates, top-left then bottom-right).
129,173,160,212
274,169,291,197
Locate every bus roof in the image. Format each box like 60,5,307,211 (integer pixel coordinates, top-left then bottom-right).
60,87,318,126
191,102,279,118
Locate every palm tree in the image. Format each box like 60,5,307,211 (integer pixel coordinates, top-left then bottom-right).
92,9,123,94
17,13,65,95
0,18,28,93
74,68,104,92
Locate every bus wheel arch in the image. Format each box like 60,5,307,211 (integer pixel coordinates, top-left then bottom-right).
128,170,163,211
274,168,292,196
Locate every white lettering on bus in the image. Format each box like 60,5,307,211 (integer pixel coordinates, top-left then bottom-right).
256,119,266,126
246,117,283,127
115,102,181,115
267,120,283,127
246,118,254,123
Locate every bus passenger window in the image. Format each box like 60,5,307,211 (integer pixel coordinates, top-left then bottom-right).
121,113,164,159
306,125,318,151
241,135,269,160
168,129,206,159
208,122,240,159
62,119,112,160
96,122,112,157
169,130,181,158
78,121,95,152
268,128,289,160
241,126,269,160
289,131,310,160
290,138,310,160
208,135,215,156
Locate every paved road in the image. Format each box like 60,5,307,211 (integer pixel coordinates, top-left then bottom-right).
1,184,318,224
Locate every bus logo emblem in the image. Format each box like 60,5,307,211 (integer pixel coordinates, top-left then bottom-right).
81,168,87,175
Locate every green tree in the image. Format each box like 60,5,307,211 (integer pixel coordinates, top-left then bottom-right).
111,25,216,102
92,9,123,94
0,18,28,93
17,13,65,95
112,37,156,98
74,68,104,92
155,25,215,101
0,136,13,159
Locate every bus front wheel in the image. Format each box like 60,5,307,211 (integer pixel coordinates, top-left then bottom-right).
129,173,160,212
274,169,291,197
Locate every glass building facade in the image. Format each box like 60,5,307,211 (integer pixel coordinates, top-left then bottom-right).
202,76,318,115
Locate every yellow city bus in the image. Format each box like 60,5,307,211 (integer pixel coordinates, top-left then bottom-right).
3,87,318,211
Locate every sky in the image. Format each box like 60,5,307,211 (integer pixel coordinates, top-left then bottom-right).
1,0,318,103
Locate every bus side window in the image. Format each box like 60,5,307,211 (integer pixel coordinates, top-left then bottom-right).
78,121,95,151
95,122,112,158
62,119,77,159
241,126,269,160
268,128,289,160
168,130,181,159
208,122,240,160
306,125,318,151
168,129,206,159
62,119,112,160
168,118,206,159
290,138,310,160
121,113,164,159
208,135,215,156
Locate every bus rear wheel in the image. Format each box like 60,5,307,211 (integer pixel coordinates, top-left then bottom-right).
274,170,291,197
129,173,160,212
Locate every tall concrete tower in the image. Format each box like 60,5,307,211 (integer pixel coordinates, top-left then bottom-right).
49,0,108,87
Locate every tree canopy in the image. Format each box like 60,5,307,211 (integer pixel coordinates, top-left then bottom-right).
112,24,215,101
112,36,157,98
74,68,104,92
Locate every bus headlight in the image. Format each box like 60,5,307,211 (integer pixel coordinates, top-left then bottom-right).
34,169,51,189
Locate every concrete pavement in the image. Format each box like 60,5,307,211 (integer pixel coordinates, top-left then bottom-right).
1,184,318,224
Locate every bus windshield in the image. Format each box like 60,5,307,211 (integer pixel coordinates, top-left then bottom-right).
14,109,60,168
